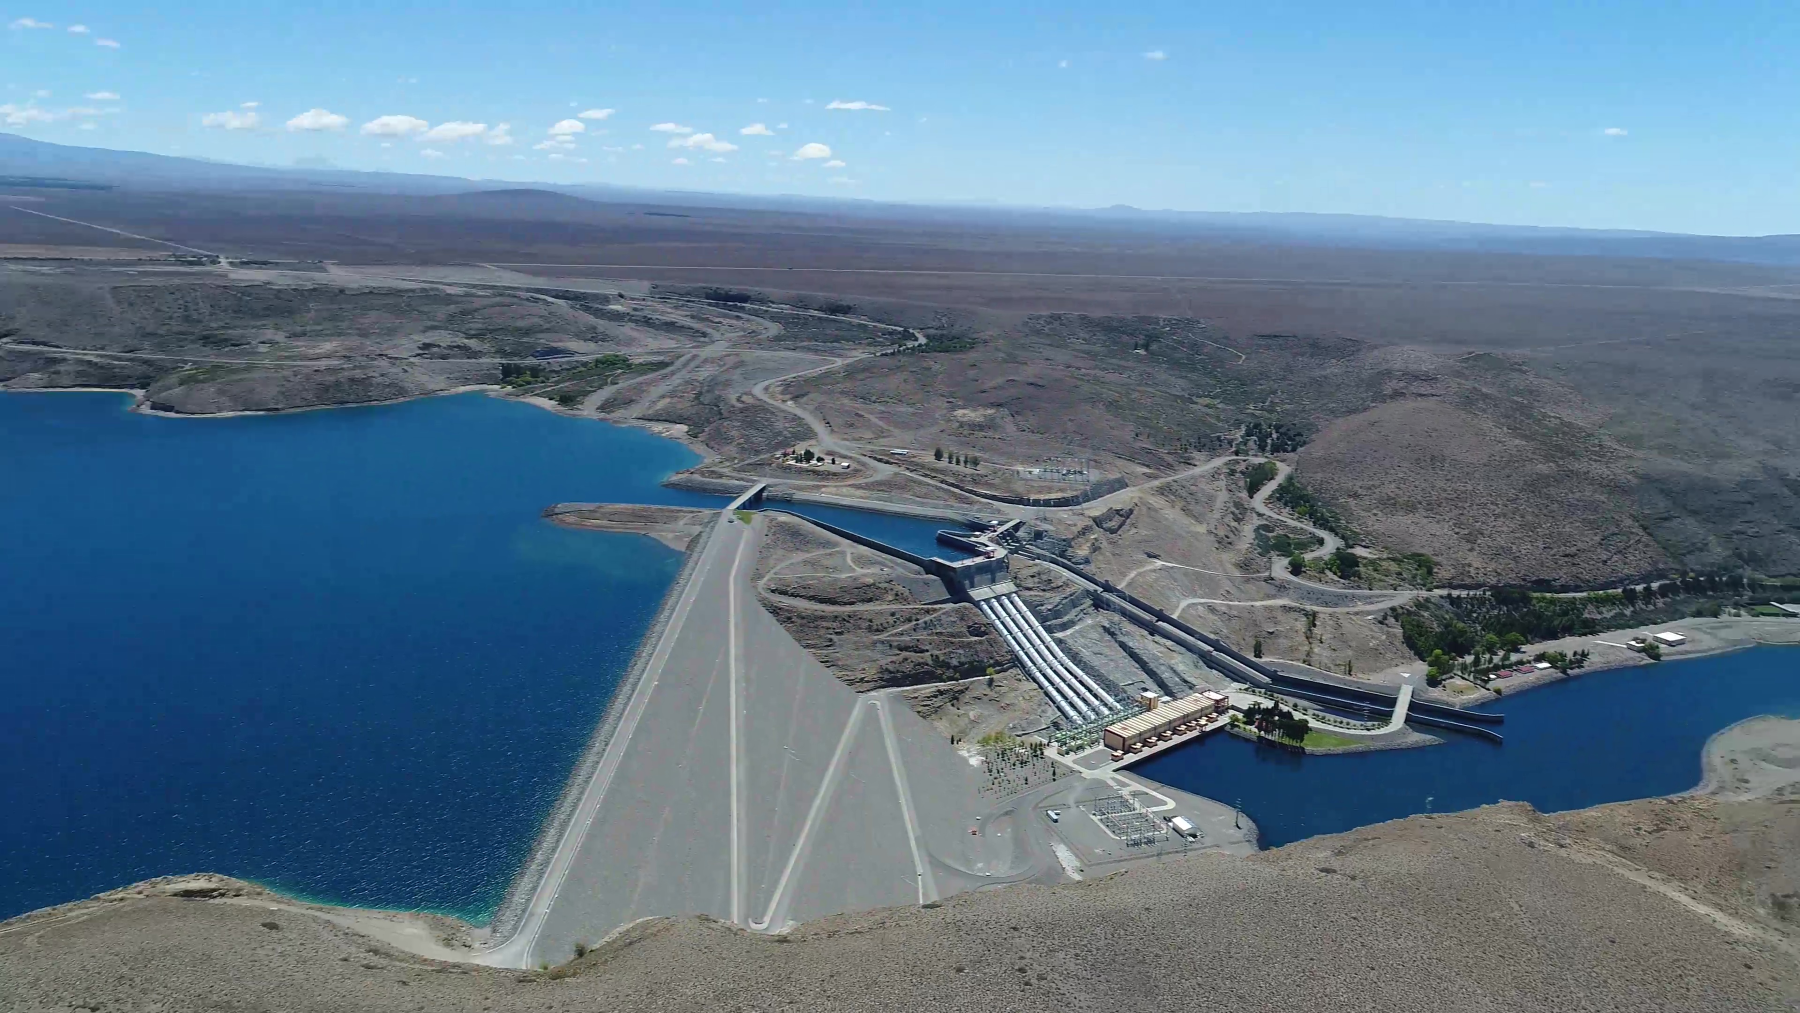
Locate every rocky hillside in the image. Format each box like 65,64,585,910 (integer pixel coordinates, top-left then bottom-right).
5,791,1795,1012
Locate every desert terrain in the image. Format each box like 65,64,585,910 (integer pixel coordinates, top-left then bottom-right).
9,181,1799,734
9,182,1798,587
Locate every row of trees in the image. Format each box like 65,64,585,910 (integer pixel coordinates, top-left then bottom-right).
934,447,981,468
1240,701,1311,744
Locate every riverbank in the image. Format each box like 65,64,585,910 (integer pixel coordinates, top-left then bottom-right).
1358,614,1800,706
1696,715,1800,801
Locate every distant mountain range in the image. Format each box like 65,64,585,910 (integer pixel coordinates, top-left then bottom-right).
6,130,1800,266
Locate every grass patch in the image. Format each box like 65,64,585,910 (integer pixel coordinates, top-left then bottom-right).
1301,728,1364,750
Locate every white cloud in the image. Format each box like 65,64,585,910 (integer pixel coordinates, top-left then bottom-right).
67,23,87,33
420,148,445,159
0,104,56,125
422,120,489,142
287,108,348,131
94,37,119,48
240,101,258,109
1143,49,1167,60
548,118,585,136
9,17,53,29
78,121,95,130
578,108,614,120
649,122,693,134
361,114,429,137
826,99,889,111
791,141,832,160
533,136,575,151
671,132,737,152
672,156,690,165
709,156,726,163
1603,126,1628,136
740,122,774,136
484,123,513,146
828,176,855,185
822,159,846,168
777,122,788,129
86,90,120,100
202,109,260,130
631,143,643,150
33,89,51,98
1058,59,1069,69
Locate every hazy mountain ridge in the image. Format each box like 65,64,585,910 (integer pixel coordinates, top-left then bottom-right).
8,131,1800,265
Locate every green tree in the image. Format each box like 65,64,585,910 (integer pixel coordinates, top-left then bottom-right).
1288,553,1306,576
1244,460,1280,496
934,447,944,461
1252,637,1264,658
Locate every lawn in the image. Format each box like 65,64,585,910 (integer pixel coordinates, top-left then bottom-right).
1301,728,1365,751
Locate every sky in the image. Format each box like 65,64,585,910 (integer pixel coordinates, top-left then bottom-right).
3,0,1795,235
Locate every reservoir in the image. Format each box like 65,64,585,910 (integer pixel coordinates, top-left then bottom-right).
0,391,970,921
5,389,1796,921
1133,645,1800,848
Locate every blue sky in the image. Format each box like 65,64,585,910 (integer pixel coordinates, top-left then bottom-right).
3,0,1794,235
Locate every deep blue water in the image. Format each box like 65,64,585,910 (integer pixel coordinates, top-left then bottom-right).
0,391,733,921
0,391,985,922
1135,646,1800,848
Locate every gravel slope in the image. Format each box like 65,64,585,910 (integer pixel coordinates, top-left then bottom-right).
5,794,1797,1012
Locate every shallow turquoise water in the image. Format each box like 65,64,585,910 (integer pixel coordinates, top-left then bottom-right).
1134,645,1800,848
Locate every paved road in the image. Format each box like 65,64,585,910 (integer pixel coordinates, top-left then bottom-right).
479,511,1008,968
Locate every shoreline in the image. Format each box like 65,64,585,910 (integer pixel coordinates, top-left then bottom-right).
1690,713,1800,800
3,381,508,419
1342,615,1800,711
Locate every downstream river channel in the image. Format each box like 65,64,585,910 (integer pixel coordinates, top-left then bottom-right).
1135,645,1800,848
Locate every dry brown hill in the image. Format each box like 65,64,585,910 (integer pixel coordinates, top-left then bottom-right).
4,795,1794,1012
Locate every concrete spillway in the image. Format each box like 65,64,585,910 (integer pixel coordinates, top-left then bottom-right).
976,592,1119,724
